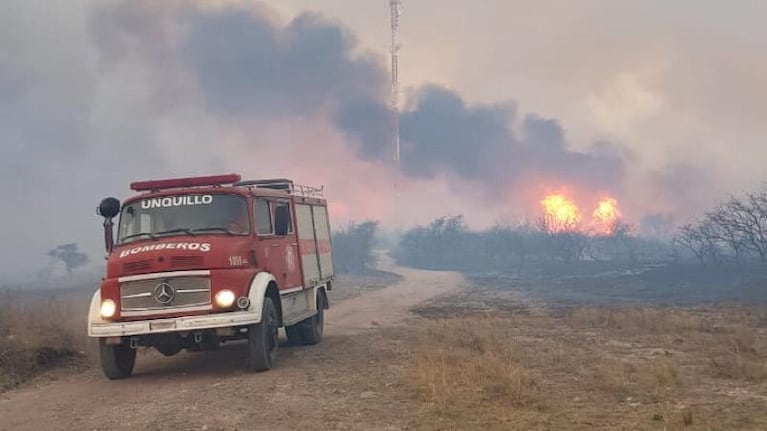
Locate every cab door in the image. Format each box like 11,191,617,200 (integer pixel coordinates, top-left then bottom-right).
253,197,302,292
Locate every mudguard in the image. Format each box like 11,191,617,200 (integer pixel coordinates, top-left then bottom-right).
87,288,108,336
246,271,278,323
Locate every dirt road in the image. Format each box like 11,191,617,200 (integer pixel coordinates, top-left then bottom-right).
0,263,463,431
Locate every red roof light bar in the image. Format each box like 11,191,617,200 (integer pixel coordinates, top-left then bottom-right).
130,174,242,192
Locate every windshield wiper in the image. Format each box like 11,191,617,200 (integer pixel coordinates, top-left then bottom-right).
120,232,156,241
189,227,236,236
154,228,196,238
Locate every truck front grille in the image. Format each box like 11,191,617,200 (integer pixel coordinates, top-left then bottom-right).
120,276,211,311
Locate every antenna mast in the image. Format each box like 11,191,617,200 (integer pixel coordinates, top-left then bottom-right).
390,0,402,165
390,0,402,224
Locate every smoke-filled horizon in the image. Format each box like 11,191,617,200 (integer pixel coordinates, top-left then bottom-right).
0,0,763,275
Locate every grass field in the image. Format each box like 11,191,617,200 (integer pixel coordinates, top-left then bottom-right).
410,283,767,430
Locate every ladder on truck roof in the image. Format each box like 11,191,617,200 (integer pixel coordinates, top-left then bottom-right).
235,178,325,198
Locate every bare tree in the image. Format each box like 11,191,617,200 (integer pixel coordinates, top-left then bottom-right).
705,204,749,263
746,191,767,259
723,195,767,261
674,223,709,264
538,216,589,263
537,212,578,235
673,186,767,265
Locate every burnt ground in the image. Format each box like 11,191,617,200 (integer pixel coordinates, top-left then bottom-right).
465,262,767,308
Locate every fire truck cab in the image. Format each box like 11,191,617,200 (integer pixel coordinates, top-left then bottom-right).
87,174,334,379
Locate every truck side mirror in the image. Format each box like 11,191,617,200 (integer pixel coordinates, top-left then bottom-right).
98,197,121,253
274,205,290,236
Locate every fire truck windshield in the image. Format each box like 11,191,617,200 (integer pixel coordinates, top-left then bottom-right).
117,193,249,244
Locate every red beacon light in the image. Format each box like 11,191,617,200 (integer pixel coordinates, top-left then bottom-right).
130,173,242,192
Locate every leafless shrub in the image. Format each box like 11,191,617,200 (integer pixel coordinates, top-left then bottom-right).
675,187,767,264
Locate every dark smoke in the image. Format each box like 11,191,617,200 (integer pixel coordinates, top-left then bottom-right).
178,6,388,118
93,1,625,192
399,86,516,181
340,86,518,181
341,85,625,192
518,113,625,190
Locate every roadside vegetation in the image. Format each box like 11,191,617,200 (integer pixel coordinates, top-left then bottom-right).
395,214,674,273
410,291,767,430
329,220,402,301
331,221,381,274
395,186,767,275
0,289,88,391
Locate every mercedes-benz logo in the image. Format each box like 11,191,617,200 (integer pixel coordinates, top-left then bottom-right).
152,282,176,305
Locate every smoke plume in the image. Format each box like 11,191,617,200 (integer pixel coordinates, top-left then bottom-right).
0,0,629,274
92,1,625,193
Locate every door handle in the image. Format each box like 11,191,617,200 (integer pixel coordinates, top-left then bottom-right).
271,244,278,247
290,243,298,246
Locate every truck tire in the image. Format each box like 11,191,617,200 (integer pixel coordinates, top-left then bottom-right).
99,338,136,379
286,292,325,346
246,296,279,371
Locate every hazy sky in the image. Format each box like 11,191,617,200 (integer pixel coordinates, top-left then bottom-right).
1,0,766,275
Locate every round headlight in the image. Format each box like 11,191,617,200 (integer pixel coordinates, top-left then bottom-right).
215,290,236,308
100,299,116,319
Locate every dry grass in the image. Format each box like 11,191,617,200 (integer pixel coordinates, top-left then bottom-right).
415,319,539,405
708,329,767,382
566,305,767,384
411,304,767,430
566,305,704,335
412,317,545,429
0,289,88,391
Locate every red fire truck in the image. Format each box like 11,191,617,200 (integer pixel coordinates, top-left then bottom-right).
87,174,334,379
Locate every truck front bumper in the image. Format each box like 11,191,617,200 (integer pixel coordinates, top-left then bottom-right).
88,311,260,338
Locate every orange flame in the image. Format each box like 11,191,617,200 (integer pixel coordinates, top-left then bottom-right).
592,197,622,234
539,193,623,234
541,194,581,232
